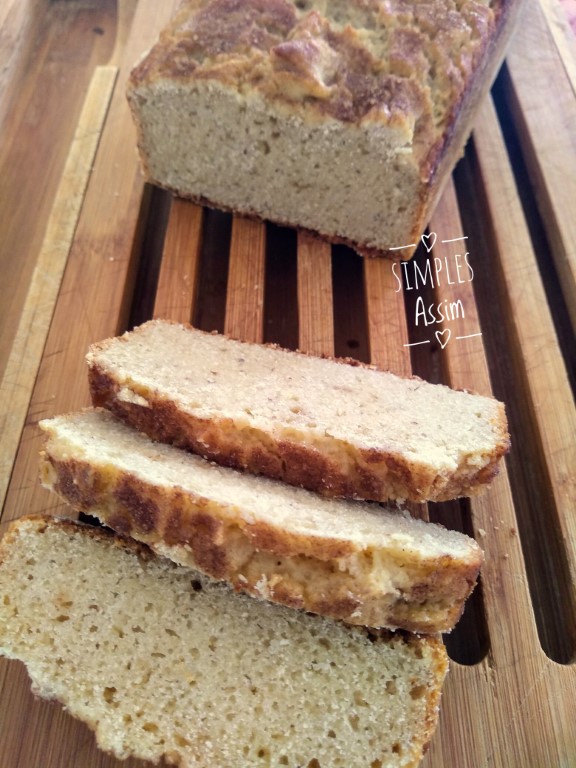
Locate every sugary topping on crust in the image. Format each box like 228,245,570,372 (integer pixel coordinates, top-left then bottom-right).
131,0,497,147
169,0,297,60
269,10,427,128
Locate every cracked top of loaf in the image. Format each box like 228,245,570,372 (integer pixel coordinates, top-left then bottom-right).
131,0,499,168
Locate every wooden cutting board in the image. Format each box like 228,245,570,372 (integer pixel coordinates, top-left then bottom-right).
0,0,575,766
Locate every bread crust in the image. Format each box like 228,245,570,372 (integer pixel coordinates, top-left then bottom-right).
87,322,510,504
126,0,525,259
0,512,156,563
40,447,482,634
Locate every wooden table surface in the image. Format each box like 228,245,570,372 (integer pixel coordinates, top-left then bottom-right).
0,1,575,766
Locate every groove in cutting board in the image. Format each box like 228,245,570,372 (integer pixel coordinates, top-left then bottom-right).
504,0,576,335
474,95,576,664
454,119,576,665
126,185,171,331
192,208,232,333
332,245,370,362
264,223,298,348
426,178,507,666
428,176,540,673
436,499,490,666
492,69,576,391
395,184,493,665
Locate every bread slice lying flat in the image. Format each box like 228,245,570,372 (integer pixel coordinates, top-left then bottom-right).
87,320,510,503
39,409,483,634
0,515,448,768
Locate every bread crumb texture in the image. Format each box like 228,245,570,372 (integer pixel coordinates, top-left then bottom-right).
87,321,510,503
126,0,505,254
0,516,448,767
39,408,483,633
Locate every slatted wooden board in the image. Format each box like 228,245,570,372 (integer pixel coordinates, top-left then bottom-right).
0,0,575,766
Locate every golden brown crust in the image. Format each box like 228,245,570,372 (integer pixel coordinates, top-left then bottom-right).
417,0,524,233
131,0,428,129
129,0,504,138
417,635,450,763
40,448,482,633
126,0,523,259
87,345,510,504
0,512,157,564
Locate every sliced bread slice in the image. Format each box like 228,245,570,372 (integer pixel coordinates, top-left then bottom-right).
39,408,483,633
87,320,510,503
0,514,449,768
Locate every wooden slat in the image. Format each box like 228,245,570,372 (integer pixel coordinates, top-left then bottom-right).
429,178,539,650
473,96,576,588
0,0,47,128
362,257,429,523
224,216,266,342
110,0,140,67
0,0,118,380
363,258,412,376
469,94,576,670
560,0,576,36
153,199,203,322
428,180,493,396
0,1,180,764
1,1,576,766
0,0,179,536
0,65,117,511
505,0,576,332
424,178,567,768
436,654,571,768
296,231,334,355
542,0,576,92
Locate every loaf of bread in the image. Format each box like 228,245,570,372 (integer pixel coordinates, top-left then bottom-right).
39,408,483,633
87,320,510,503
126,0,522,258
0,514,449,767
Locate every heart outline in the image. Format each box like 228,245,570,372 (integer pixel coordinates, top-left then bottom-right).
435,328,451,349
421,232,437,253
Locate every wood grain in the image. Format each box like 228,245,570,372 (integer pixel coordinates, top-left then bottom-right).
544,0,576,88
428,178,537,648
505,0,576,332
296,231,335,356
424,177,569,768
474,94,576,544
0,0,118,379
0,0,179,537
363,258,412,376
0,0,48,130
0,64,117,512
0,0,575,766
153,199,204,322
362,256,428,524
225,216,266,342
471,95,576,661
